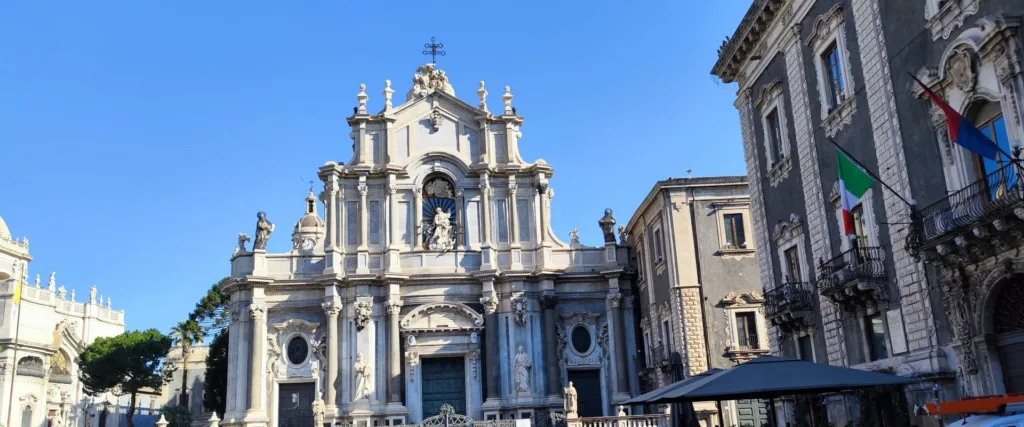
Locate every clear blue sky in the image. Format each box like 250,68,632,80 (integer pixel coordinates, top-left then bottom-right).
0,1,750,335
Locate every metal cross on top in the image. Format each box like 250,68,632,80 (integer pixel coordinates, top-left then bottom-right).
422,37,446,64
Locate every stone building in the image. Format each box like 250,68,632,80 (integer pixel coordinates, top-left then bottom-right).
0,215,133,427
159,345,210,421
711,0,1024,425
221,64,636,427
625,177,765,427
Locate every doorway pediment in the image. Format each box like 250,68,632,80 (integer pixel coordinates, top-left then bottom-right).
400,302,484,333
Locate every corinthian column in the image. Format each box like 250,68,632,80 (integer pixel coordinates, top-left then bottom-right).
481,296,500,400
541,294,560,395
248,304,267,412
607,291,628,394
322,301,341,409
386,300,403,403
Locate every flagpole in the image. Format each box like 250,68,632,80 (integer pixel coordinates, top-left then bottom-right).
5,263,25,427
827,137,916,208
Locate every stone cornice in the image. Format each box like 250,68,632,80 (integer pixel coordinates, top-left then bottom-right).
711,0,788,83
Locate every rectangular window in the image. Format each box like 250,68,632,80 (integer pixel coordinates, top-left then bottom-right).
643,331,652,365
516,198,531,242
636,249,645,281
724,214,746,249
865,313,888,361
369,201,381,245
346,201,359,245
653,228,664,261
851,204,869,252
735,312,760,349
661,320,672,356
766,109,784,164
798,335,814,362
495,199,509,243
784,246,801,282
822,42,845,110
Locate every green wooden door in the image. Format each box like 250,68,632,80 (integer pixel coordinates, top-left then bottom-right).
422,357,467,416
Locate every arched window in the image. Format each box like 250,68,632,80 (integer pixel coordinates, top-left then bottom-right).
49,350,72,384
422,176,458,250
21,405,32,427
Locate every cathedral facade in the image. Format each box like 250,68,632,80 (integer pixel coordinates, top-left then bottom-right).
222,64,636,427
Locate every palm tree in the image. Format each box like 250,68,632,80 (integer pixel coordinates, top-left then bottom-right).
170,319,204,407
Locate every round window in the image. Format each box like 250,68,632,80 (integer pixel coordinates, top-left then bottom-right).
286,336,309,365
571,326,592,354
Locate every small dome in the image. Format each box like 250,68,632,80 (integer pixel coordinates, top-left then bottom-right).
0,215,10,239
298,214,324,228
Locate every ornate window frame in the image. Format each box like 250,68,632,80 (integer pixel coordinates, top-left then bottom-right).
924,0,979,41
807,4,857,137
651,223,666,274
721,293,770,363
772,214,808,283
829,183,880,251
755,80,793,187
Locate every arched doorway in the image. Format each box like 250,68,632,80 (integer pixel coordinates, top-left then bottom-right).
991,281,1024,393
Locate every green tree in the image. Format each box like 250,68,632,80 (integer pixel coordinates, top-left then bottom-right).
189,279,231,333
202,329,229,417
78,329,174,427
159,405,193,427
170,319,204,406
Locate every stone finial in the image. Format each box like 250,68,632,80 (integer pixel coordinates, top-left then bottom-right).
598,209,617,244
477,81,488,112
383,80,394,111
357,84,368,114
208,412,220,427
155,414,169,427
502,86,514,115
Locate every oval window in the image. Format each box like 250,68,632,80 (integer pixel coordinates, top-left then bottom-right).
571,326,592,354
286,336,309,365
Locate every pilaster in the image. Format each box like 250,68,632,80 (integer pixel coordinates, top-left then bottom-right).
479,174,495,270
356,175,370,274
605,286,629,401
508,177,523,270
386,176,401,273
322,296,341,413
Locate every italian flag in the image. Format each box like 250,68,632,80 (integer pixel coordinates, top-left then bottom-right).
837,151,874,236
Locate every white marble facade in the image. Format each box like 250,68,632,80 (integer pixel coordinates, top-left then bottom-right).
223,65,636,427
0,216,132,427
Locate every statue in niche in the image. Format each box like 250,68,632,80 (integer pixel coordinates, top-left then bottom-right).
513,346,532,393
564,381,578,418
428,208,454,252
353,353,372,401
253,212,275,250
312,392,326,427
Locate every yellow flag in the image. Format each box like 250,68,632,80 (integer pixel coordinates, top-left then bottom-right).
12,278,21,306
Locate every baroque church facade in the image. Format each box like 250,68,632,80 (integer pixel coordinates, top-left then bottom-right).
222,64,636,427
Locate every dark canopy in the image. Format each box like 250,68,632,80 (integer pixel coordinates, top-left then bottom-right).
624,369,724,404
650,355,913,403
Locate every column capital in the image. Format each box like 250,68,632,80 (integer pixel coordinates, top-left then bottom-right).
386,300,403,315
606,293,622,308
540,294,558,310
413,187,423,197
357,183,368,197
480,296,498,315
322,301,342,317
249,304,267,320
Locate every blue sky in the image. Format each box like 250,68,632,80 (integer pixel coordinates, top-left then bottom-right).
0,1,750,334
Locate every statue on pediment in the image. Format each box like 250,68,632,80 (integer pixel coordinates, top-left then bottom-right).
407,64,456,101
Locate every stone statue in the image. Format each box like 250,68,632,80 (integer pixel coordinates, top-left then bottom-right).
564,381,578,418
106,298,111,309
513,346,532,393
48,273,56,291
35,274,41,288
598,209,617,243
253,212,275,250
312,392,326,427
428,208,454,252
89,286,96,304
267,336,284,378
70,289,76,302
353,353,371,401
618,225,628,244
236,233,250,254
568,228,580,245
58,286,66,300
407,64,456,101
354,300,372,331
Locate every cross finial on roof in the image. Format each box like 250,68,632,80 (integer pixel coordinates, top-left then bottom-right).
422,37,446,64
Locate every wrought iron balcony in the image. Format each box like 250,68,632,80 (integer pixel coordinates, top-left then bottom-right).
816,246,888,310
763,281,816,333
909,162,1024,262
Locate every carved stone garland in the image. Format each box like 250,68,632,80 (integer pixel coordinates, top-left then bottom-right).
511,296,528,327
354,299,372,331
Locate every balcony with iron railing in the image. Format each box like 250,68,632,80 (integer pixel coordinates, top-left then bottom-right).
908,161,1024,261
763,280,816,333
816,246,888,310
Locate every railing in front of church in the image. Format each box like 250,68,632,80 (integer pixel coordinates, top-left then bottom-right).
575,414,670,427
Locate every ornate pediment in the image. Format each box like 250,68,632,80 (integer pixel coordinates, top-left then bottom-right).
272,319,320,344
721,292,764,306
772,214,803,242
400,302,484,332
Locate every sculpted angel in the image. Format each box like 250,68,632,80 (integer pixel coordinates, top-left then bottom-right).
428,208,454,251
